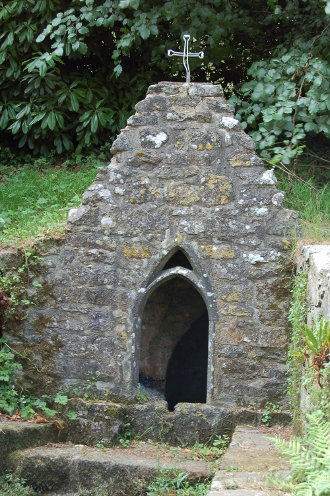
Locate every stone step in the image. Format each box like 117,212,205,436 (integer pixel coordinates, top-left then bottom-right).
0,419,60,471
63,398,292,447
8,441,212,495
207,425,291,496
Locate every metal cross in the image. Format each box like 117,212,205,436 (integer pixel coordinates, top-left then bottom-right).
168,34,204,83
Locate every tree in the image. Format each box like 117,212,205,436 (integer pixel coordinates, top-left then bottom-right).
0,0,329,160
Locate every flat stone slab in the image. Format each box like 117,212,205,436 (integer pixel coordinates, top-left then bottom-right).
0,418,59,468
208,425,291,496
8,441,212,494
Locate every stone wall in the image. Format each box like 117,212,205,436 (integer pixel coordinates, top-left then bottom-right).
296,244,330,427
4,82,299,409
297,244,330,323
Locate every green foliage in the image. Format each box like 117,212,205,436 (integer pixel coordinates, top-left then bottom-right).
95,440,107,450
190,434,230,461
146,470,210,496
0,338,22,415
136,382,148,402
287,272,308,412
0,156,102,246
0,473,35,496
119,417,132,447
271,410,330,495
230,37,330,164
0,337,76,420
261,402,283,427
0,0,328,162
0,248,37,326
0,337,57,417
299,318,330,356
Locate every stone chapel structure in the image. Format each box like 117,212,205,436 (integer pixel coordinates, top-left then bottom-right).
17,82,299,411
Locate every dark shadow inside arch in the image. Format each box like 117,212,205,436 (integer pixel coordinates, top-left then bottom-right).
139,277,208,410
166,311,208,411
162,250,193,271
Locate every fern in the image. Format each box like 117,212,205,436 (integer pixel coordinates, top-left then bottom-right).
299,318,330,355
271,411,330,495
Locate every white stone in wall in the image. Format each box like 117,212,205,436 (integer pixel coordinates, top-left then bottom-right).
251,207,269,216
248,253,265,264
272,192,284,206
258,168,277,185
68,205,90,223
220,116,240,129
101,217,116,227
142,132,168,148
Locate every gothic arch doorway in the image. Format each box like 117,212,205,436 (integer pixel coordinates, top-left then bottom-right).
138,276,209,410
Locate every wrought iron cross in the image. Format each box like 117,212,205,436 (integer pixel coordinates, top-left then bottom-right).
168,34,204,83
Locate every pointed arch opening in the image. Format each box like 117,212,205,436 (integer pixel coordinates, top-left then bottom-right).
138,276,209,410
162,249,193,271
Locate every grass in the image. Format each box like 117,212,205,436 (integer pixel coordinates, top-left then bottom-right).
0,156,101,247
277,169,330,241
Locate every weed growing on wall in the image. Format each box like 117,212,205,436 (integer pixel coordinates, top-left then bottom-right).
287,272,308,419
261,402,283,427
0,337,76,420
0,248,37,332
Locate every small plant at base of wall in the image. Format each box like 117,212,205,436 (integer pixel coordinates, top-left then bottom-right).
261,402,283,427
146,470,211,496
0,473,35,496
0,337,76,421
118,416,132,447
136,382,148,402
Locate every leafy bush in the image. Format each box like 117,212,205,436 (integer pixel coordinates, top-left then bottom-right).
230,37,330,164
0,0,328,162
272,410,330,496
